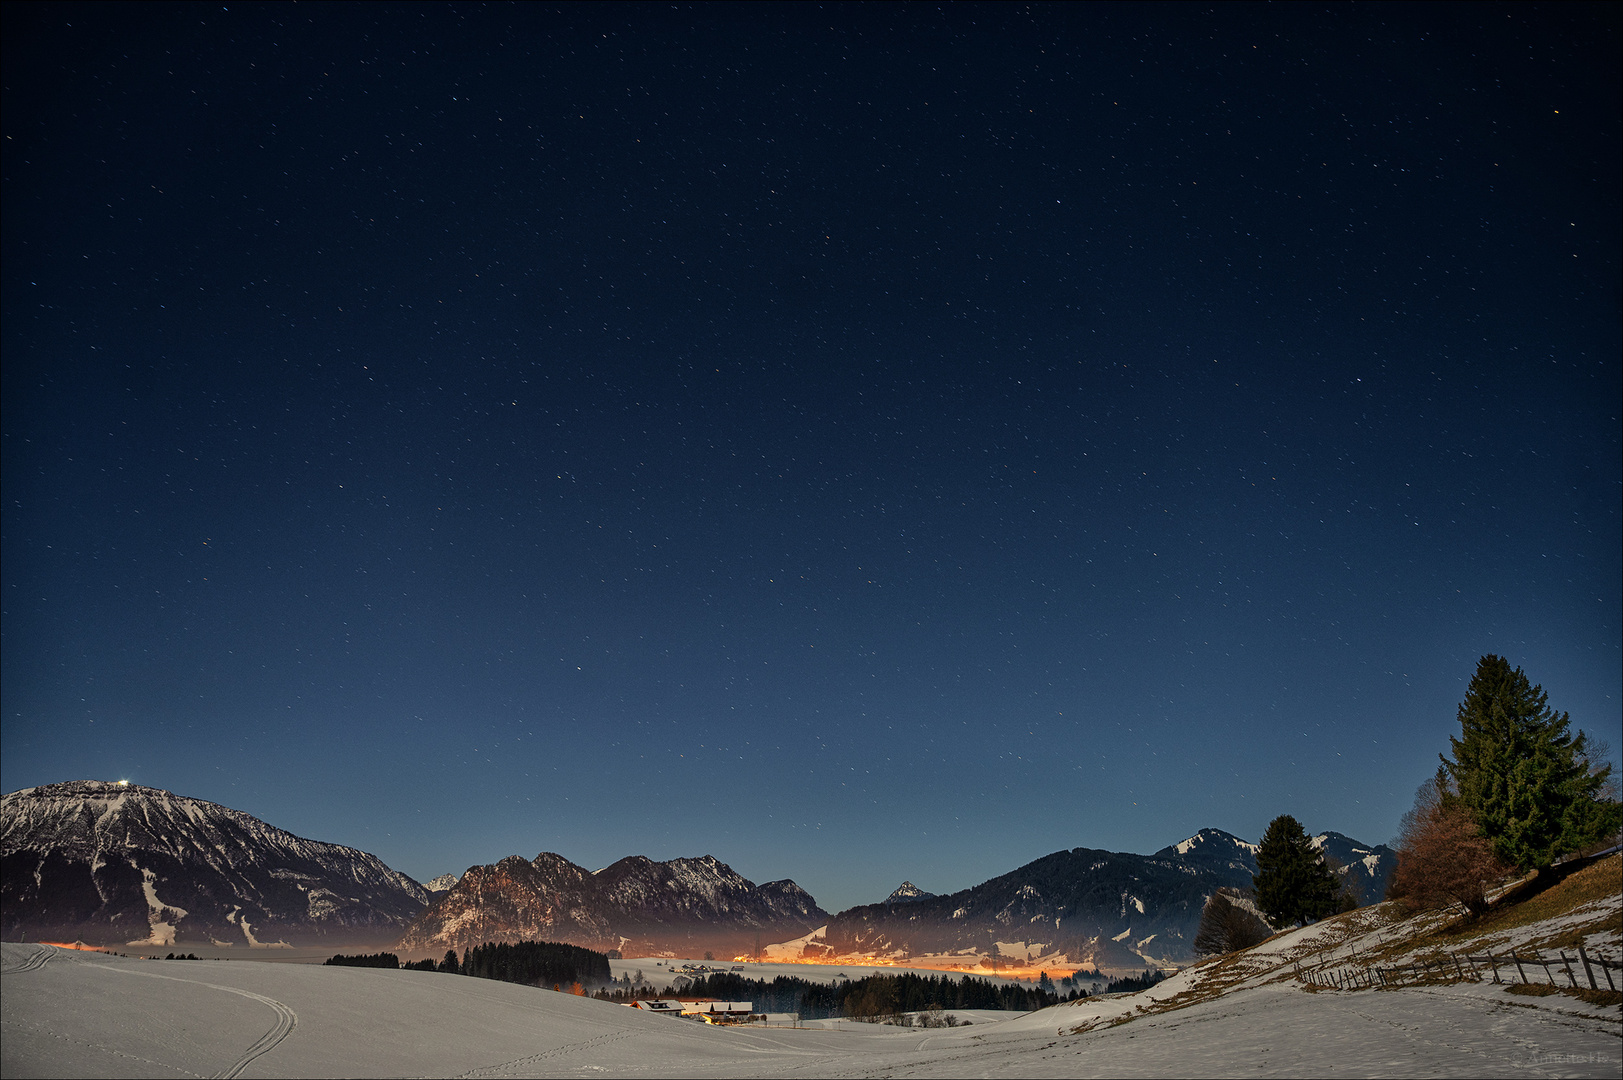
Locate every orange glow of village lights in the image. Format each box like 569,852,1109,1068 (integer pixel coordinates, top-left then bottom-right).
723,952,1058,982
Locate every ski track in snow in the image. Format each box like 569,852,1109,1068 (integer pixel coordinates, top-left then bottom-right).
0,942,54,975
61,947,300,1079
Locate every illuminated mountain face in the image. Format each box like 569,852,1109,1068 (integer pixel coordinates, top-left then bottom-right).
1,781,428,947
398,851,828,957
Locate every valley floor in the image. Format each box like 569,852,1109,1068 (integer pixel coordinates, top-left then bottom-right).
3,941,1617,1078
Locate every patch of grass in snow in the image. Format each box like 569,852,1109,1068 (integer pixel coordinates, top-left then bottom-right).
1346,856,1621,966
1449,855,1620,937
1504,982,1623,1008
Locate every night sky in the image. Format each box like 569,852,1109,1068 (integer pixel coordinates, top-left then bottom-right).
3,3,1618,913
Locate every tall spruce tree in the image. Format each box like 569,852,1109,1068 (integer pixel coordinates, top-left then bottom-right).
1252,815,1338,927
1442,655,1616,871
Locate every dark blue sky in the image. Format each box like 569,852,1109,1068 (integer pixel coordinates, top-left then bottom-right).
4,2,1618,912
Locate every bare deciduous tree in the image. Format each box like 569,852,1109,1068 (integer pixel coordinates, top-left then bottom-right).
1385,774,1507,917
1192,888,1271,956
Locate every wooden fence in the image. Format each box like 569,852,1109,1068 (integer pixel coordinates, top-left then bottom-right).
1296,945,1620,992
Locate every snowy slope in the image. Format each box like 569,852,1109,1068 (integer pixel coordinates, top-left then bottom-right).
1,781,427,947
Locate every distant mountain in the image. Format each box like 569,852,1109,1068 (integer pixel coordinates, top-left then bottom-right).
1150,828,1260,877
815,846,1229,972
804,827,1397,972
884,881,936,904
1148,828,1396,906
1310,832,1398,906
398,852,827,957
423,874,459,893
1,781,428,947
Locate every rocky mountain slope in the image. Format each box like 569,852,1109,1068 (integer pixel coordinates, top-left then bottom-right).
1,780,428,947
398,852,827,956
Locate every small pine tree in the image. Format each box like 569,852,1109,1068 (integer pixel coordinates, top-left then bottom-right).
1442,655,1616,870
1252,815,1338,927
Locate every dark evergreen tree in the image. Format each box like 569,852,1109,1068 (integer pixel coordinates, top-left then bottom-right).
1252,815,1338,927
1441,655,1617,871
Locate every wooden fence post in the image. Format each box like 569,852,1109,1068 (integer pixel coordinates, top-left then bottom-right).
1511,954,1528,984
1576,946,1597,991
1485,952,1501,983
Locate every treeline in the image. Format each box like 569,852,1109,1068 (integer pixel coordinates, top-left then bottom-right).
454,941,610,989
325,952,401,968
329,941,610,990
1102,969,1166,995
680,970,1064,1019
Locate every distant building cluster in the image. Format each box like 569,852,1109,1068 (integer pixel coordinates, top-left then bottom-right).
631,998,758,1023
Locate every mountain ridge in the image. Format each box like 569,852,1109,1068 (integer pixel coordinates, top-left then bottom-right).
1,780,427,946
397,850,828,957
798,827,1397,971
3,781,1396,968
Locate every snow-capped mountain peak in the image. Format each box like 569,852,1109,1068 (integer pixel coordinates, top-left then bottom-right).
1,780,427,947
883,881,936,904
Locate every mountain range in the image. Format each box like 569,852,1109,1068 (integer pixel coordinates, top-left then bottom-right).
1,781,1395,967
800,828,1396,970
397,852,827,957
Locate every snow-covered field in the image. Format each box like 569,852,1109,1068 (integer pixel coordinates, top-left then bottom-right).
4,940,1617,1078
